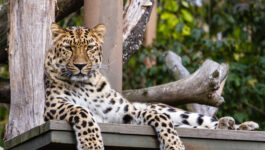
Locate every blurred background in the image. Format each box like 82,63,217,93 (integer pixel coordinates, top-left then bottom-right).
123,0,265,131
0,0,264,147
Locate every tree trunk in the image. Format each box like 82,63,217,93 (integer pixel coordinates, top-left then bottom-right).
164,51,220,116
123,59,229,107
122,0,155,64
6,0,55,140
84,0,123,92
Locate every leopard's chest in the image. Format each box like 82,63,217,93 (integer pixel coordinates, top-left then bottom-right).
62,85,126,124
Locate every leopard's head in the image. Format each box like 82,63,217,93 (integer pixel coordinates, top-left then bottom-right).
45,23,106,81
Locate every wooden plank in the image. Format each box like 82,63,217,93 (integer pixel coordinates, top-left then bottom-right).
183,138,265,150
5,120,265,150
7,130,265,150
47,120,265,142
50,131,159,149
9,132,52,150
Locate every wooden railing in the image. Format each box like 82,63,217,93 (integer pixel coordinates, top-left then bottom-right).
5,120,265,150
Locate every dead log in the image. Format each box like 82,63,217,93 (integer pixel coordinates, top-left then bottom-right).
0,0,83,64
123,59,229,107
122,0,154,64
164,51,222,116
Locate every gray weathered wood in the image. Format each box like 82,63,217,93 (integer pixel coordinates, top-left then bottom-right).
164,51,219,116
123,0,155,64
7,0,55,140
5,121,265,150
123,59,229,107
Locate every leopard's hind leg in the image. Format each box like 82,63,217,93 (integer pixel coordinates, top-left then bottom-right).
141,103,259,131
142,103,219,129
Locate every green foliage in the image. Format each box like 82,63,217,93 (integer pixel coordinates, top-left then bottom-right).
123,0,265,130
0,104,8,147
0,65,9,147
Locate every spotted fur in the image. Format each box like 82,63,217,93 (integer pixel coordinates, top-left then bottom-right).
44,23,259,150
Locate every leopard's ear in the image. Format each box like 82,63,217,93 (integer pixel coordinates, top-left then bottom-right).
50,23,65,41
92,24,106,42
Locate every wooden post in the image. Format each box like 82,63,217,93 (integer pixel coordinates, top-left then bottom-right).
84,0,123,92
7,0,55,140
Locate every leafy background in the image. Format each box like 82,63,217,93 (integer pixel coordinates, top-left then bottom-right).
0,0,265,147
123,0,265,130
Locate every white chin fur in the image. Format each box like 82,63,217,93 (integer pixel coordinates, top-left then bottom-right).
71,76,89,81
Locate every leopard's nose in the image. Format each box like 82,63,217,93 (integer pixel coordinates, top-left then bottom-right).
74,63,87,70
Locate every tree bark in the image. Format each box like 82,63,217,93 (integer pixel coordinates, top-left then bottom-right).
123,59,229,107
7,0,55,140
164,51,220,116
122,0,154,64
0,0,83,64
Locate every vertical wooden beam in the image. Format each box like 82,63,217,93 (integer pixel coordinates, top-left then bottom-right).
143,0,157,46
84,0,123,92
7,0,55,140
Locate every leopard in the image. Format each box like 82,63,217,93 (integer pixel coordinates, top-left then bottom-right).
44,23,259,150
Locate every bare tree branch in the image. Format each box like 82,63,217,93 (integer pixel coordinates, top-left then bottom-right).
122,0,155,64
123,59,229,107
163,51,219,116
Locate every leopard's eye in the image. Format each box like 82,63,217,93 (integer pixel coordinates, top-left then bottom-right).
87,45,95,51
64,46,72,51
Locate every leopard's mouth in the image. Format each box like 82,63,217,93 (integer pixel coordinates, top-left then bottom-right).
70,70,95,81
71,73,88,81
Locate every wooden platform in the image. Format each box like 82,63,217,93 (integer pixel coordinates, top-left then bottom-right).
5,120,265,150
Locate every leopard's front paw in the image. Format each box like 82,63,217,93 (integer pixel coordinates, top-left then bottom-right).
160,132,185,150
217,116,235,130
77,136,104,150
237,121,259,131
162,140,185,150
78,141,104,150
